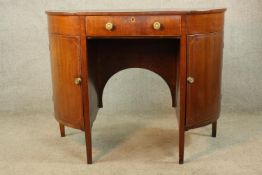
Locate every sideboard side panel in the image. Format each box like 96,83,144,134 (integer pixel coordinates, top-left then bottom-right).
49,35,84,130
186,32,223,128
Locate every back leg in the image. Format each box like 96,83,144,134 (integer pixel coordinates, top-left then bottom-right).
212,121,217,137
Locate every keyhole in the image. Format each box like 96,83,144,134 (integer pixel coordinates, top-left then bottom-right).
130,17,136,23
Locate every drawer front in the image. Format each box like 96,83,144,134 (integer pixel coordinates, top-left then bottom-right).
48,15,81,36
186,13,225,34
86,15,181,36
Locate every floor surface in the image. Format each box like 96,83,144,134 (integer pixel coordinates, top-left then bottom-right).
0,109,262,175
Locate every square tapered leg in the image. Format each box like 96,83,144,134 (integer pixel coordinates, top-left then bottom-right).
179,130,185,164
59,123,65,137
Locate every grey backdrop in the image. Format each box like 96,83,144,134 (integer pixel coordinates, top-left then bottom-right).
0,0,262,115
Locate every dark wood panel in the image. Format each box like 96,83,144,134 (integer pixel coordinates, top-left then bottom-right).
186,32,223,128
87,38,179,108
86,15,181,36
186,13,224,34
49,34,84,130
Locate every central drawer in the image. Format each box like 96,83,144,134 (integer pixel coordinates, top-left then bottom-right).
86,15,181,37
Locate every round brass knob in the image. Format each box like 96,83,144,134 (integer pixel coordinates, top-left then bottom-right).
74,77,82,85
105,22,114,31
187,77,194,84
153,22,161,30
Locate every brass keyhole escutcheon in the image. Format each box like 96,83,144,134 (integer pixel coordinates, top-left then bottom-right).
130,17,136,23
187,77,194,84
74,77,82,85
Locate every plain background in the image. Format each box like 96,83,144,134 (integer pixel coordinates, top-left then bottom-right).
0,0,262,115
0,1,262,174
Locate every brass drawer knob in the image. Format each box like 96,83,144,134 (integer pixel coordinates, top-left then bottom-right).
74,77,82,85
153,21,161,30
187,77,194,84
105,22,114,31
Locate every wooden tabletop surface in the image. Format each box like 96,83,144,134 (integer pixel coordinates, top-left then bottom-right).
46,8,226,16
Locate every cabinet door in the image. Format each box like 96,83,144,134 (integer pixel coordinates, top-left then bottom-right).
186,32,223,128
49,35,84,130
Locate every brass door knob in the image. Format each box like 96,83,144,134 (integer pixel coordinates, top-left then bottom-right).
153,22,161,30
187,77,194,84
74,77,82,85
105,22,114,31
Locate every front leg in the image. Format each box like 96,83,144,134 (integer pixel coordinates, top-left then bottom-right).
59,123,65,137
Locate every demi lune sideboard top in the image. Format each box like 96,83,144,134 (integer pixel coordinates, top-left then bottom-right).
46,8,226,37
46,8,226,16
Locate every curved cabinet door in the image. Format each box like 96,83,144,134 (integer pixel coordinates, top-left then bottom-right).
49,35,84,130
186,32,223,128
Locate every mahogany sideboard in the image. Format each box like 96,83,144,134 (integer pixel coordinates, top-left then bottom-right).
46,8,226,164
